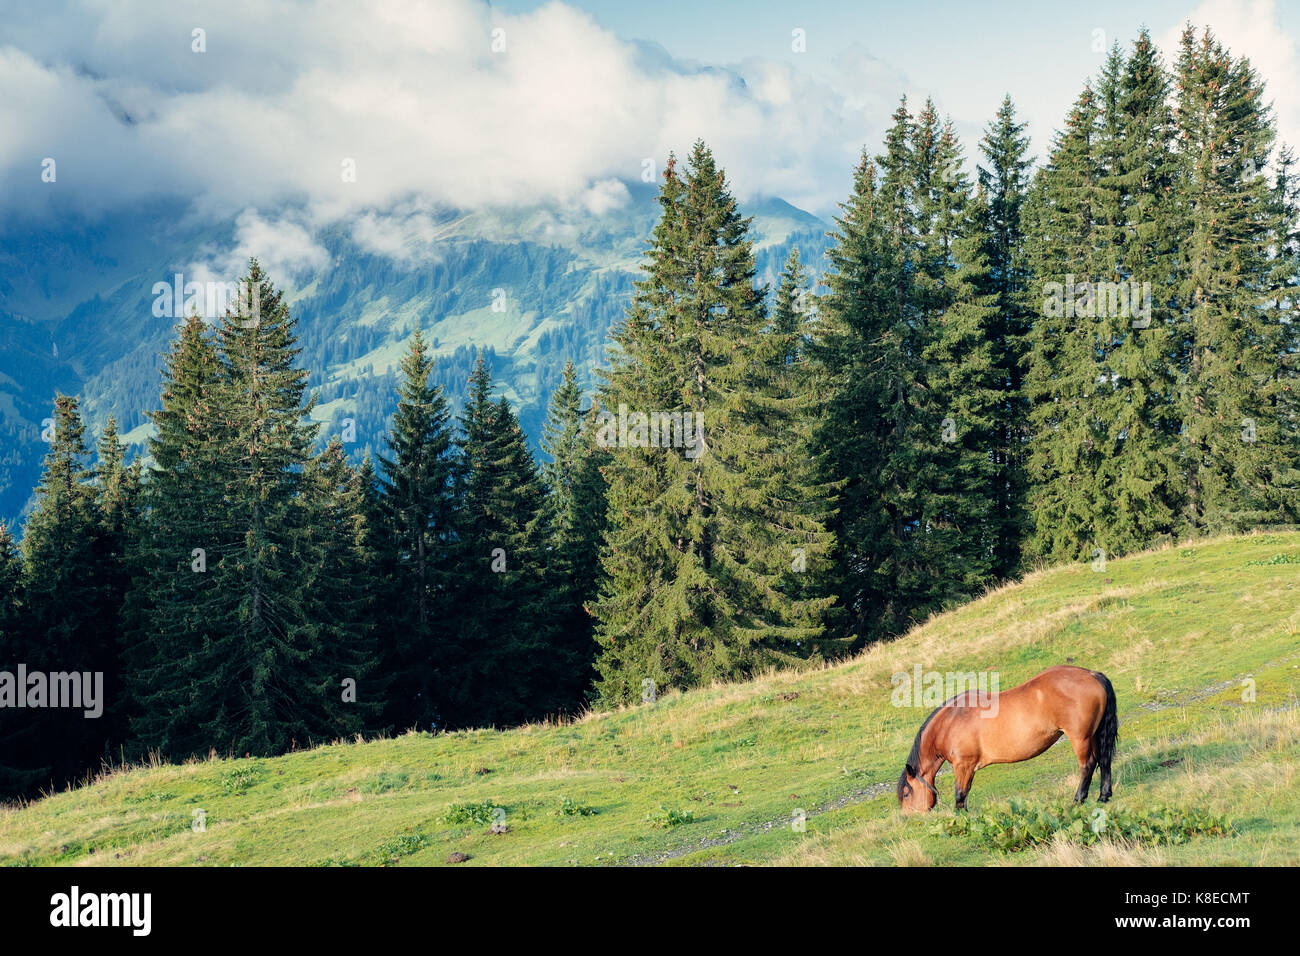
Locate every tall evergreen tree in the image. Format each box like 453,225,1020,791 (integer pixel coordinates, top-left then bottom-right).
377,329,457,731
90,416,140,749
539,360,606,714
123,312,228,755
130,262,352,757
977,95,1034,575
1023,84,1109,561
300,437,383,737
1172,26,1300,531
593,143,835,704
14,395,111,789
450,354,552,726
0,519,37,794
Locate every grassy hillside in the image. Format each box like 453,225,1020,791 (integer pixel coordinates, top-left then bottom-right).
2,532,1298,867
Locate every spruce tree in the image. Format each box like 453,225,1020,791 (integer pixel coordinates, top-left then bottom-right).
1087,32,1184,555
1022,84,1108,561
0,520,38,795
15,395,109,789
977,95,1034,575
593,143,835,704
450,354,552,726
90,416,139,749
539,360,606,714
377,329,457,731
123,312,229,756
1172,26,1300,531
299,437,382,737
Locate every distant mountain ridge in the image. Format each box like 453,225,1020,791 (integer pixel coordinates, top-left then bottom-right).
0,186,831,530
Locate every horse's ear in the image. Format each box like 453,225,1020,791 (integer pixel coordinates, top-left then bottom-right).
905,763,917,778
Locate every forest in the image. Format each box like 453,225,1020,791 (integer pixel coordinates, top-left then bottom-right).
0,26,1296,800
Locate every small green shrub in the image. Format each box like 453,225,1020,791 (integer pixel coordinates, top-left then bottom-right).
557,797,597,817
375,832,429,860
646,806,694,828
443,801,501,826
937,800,1231,853
221,766,261,795
1246,553,1300,566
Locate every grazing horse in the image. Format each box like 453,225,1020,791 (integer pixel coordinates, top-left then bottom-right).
897,665,1117,813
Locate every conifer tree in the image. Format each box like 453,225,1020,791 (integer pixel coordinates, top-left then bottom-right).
977,95,1034,575
593,143,835,704
1087,32,1184,554
123,312,228,755
90,416,140,748
539,360,606,713
299,437,382,737
377,329,457,730
130,263,347,757
0,520,38,794
1022,84,1108,561
916,121,1002,594
1172,26,1300,531
15,395,109,788
450,354,552,726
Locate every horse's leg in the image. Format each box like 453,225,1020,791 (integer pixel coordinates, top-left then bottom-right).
1068,732,1097,803
1098,753,1113,802
952,760,977,812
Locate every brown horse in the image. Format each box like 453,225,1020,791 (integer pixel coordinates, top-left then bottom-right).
897,665,1117,813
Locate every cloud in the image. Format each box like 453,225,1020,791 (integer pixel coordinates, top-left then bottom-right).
0,0,907,230
1160,0,1300,161
187,210,330,288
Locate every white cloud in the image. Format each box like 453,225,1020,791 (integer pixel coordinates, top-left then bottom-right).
0,0,905,229
187,210,330,288
1160,0,1300,161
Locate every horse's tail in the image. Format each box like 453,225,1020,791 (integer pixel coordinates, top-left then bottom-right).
1091,670,1118,769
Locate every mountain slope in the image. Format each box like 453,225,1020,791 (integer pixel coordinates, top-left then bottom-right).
2,532,1297,866
0,190,831,529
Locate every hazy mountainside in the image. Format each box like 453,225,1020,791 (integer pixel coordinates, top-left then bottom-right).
0,188,830,530
2,532,1295,866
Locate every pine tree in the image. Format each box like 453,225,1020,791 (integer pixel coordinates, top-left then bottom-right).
815,151,900,643
1086,32,1184,555
90,416,140,749
539,360,606,714
0,522,20,643
129,262,343,758
818,102,996,645
299,437,382,737
1023,84,1108,561
123,312,229,756
376,329,457,731
916,120,1002,595
450,354,552,726
1173,26,1300,531
977,95,1034,575
15,395,109,789
593,143,835,704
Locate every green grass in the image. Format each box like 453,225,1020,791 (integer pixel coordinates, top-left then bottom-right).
2,531,1298,867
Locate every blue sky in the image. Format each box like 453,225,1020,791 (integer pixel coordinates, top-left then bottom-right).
495,0,1300,193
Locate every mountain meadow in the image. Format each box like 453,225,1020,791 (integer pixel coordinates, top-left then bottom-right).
1,532,1297,866
1,23,1298,868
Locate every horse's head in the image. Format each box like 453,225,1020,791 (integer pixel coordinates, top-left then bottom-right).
897,763,937,813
